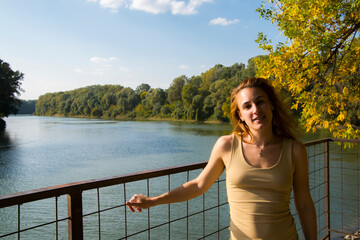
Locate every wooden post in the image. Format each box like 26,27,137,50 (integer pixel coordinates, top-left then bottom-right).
67,191,83,240
324,141,331,239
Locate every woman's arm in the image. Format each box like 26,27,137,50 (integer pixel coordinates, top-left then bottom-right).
126,135,232,213
292,141,318,240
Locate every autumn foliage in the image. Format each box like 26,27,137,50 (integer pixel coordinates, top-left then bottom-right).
255,0,360,139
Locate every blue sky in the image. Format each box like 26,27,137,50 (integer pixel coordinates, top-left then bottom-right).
0,0,282,100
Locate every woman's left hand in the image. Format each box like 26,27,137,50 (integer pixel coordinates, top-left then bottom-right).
126,194,151,213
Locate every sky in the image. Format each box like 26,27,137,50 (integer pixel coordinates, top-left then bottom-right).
0,0,283,100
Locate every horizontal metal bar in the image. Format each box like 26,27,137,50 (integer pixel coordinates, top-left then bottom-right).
0,216,69,238
304,138,360,146
329,229,360,237
198,226,229,240
83,203,126,218
0,161,208,208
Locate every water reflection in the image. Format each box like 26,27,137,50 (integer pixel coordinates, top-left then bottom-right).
0,129,23,195
0,131,18,174
168,121,233,136
0,131,12,150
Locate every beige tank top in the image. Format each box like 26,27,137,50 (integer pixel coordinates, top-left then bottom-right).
225,135,298,240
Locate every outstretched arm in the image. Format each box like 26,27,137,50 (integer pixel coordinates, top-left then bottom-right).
292,141,318,240
126,135,232,213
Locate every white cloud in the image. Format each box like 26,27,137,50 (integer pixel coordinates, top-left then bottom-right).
99,0,128,12
74,68,84,73
179,64,189,70
90,69,105,75
209,17,239,26
119,66,130,72
76,57,129,76
89,0,212,15
170,0,212,15
90,56,119,63
130,0,171,14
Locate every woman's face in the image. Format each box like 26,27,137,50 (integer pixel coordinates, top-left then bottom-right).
236,87,274,132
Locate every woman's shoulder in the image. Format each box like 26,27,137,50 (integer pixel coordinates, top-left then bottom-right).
213,135,233,167
214,134,233,153
290,139,308,167
291,139,307,153
218,134,233,145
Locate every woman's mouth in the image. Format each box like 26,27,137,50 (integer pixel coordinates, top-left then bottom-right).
253,116,265,122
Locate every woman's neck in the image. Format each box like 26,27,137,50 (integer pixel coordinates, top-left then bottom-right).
250,128,277,147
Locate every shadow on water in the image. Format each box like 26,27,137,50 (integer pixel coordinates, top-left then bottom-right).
0,131,13,150
0,130,20,179
168,121,233,137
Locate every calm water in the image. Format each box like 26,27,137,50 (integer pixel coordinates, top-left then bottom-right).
0,116,235,239
0,115,234,196
0,115,357,239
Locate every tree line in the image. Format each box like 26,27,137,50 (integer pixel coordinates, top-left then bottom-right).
17,100,36,114
35,58,259,122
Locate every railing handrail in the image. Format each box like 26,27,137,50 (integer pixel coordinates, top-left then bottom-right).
303,137,360,146
0,161,208,208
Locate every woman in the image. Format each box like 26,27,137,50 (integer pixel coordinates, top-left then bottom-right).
126,77,317,240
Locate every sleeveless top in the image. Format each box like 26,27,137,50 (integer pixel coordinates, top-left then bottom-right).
224,135,298,240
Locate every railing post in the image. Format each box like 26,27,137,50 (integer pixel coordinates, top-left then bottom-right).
324,140,330,239
67,191,84,240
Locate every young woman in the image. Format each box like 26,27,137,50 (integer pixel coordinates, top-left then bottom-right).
126,77,317,240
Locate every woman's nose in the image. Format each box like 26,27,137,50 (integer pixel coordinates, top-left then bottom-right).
253,104,260,114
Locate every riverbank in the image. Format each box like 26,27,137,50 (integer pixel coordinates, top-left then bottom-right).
38,113,230,125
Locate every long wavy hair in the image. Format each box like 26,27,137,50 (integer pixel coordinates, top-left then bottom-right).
230,77,299,141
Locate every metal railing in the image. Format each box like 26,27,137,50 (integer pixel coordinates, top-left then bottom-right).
0,138,359,239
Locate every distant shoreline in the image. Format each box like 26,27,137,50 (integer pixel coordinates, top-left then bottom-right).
15,113,231,125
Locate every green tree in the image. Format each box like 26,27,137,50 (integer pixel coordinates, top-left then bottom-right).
168,75,186,104
152,102,162,116
192,94,204,121
135,104,151,118
182,83,198,119
207,79,230,121
255,0,360,139
18,100,36,114
0,59,24,130
160,104,171,118
91,107,102,118
171,102,185,120
136,83,151,94
149,88,167,106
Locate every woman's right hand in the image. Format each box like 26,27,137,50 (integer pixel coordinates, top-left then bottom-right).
126,194,152,213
